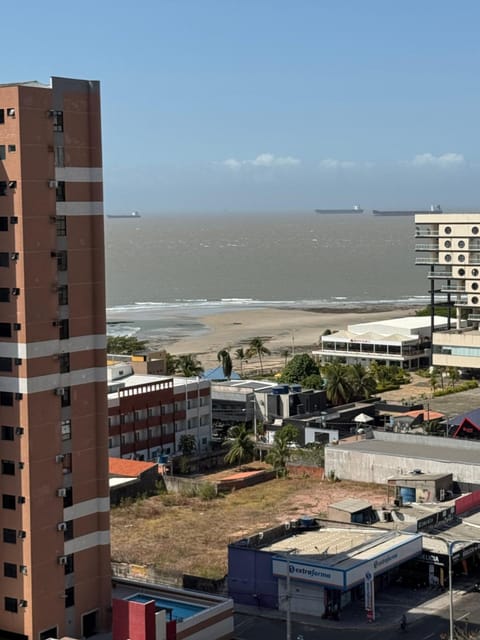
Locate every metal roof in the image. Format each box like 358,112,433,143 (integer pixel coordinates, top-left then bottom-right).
329,498,372,513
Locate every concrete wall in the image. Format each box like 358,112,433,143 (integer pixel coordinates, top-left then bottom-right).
325,445,480,485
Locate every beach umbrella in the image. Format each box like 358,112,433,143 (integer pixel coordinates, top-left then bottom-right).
354,412,373,424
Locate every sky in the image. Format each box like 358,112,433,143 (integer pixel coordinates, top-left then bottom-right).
5,0,480,213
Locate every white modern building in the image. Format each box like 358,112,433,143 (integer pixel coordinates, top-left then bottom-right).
313,316,448,369
415,212,480,370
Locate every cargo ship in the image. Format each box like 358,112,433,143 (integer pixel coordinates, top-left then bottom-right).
372,205,442,217
315,205,363,214
106,211,141,219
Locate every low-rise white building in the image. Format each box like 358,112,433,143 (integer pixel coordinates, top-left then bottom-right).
313,316,448,369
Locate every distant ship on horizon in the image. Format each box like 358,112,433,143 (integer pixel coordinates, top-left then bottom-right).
372,204,442,217
106,211,141,219
315,205,364,214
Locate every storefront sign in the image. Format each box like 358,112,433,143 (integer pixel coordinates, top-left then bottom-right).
272,558,344,587
364,570,375,620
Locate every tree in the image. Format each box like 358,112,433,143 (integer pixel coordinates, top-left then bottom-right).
234,348,247,377
347,363,376,400
266,425,299,477
447,366,459,388
217,349,233,379
175,354,204,377
224,425,254,468
323,362,353,405
178,434,196,457
107,336,147,354
301,374,324,390
246,337,271,374
280,348,290,368
430,367,440,393
166,353,177,375
281,353,319,384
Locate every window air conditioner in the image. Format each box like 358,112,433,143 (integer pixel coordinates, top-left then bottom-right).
56,488,67,498
58,556,68,566
57,522,67,532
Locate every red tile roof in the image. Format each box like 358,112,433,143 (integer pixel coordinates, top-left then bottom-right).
109,457,158,478
405,409,444,420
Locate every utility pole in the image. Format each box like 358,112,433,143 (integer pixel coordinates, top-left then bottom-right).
286,556,291,640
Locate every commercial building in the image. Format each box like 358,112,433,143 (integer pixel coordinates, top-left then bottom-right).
0,78,110,638
108,363,212,459
313,316,448,369
415,212,480,369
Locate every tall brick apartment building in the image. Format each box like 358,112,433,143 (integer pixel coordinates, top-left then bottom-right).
0,78,110,639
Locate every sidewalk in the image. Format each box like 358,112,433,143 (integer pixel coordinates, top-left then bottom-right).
235,578,473,631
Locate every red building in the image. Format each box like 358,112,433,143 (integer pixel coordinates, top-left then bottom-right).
0,77,110,639
107,364,212,459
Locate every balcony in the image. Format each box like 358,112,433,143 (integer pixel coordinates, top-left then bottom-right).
427,270,452,279
416,257,439,265
415,243,439,251
415,228,439,238
440,285,466,293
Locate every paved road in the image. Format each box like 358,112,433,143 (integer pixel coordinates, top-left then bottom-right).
234,585,480,640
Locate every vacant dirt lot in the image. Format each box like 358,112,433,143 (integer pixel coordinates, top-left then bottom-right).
110,473,386,578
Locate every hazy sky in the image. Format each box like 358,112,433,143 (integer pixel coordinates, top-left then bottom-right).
5,1,480,213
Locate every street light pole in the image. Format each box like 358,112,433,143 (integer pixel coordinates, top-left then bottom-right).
448,541,454,640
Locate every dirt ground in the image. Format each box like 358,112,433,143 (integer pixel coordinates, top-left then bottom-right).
110,470,387,579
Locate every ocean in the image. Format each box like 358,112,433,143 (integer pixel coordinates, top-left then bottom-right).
105,211,428,340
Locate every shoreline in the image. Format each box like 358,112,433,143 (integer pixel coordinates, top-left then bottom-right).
144,304,423,372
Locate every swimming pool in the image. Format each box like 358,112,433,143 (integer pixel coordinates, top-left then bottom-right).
128,593,207,621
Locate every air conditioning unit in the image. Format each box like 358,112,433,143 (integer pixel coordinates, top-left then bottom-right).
15,427,24,436
56,488,67,498
55,388,65,397
48,180,57,189
8,181,17,189
57,522,67,532
19,565,27,575
55,454,64,463
7,108,15,117
10,252,19,261
11,288,20,296
14,358,22,366
58,555,68,566
18,530,26,539
18,600,27,608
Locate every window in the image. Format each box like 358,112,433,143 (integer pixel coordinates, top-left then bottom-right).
0,109,4,124
4,597,17,612
59,353,70,373
60,387,71,407
64,554,74,575
459,255,465,262
473,269,480,277
473,227,479,235
444,254,452,262
0,393,13,406
64,521,73,542
472,297,479,305
62,453,72,474
40,628,58,640
0,288,10,302
58,285,68,306
52,111,64,132
7,145,15,153
2,495,16,510
0,217,7,231
56,181,65,202
1,426,14,441
0,146,5,161
0,182,7,197
59,319,69,340
458,268,466,276
56,216,67,237
54,146,64,167
4,563,17,578
61,419,71,441
444,226,452,234
63,487,73,509
64,587,74,608
56,250,68,271
2,460,15,475
0,358,12,372
0,323,11,338
458,240,466,248
473,283,479,291
3,528,16,543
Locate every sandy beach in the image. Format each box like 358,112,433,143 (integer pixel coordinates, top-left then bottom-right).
166,305,419,373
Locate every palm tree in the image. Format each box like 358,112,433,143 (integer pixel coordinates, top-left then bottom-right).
247,337,271,375
280,348,290,368
234,348,247,377
217,349,233,379
266,431,291,477
224,425,254,468
323,362,353,405
447,366,459,388
175,354,204,377
430,367,440,393
347,363,376,400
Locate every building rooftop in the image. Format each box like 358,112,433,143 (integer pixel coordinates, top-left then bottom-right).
329,498,372,513
334,437,480,467
109,458,158,478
